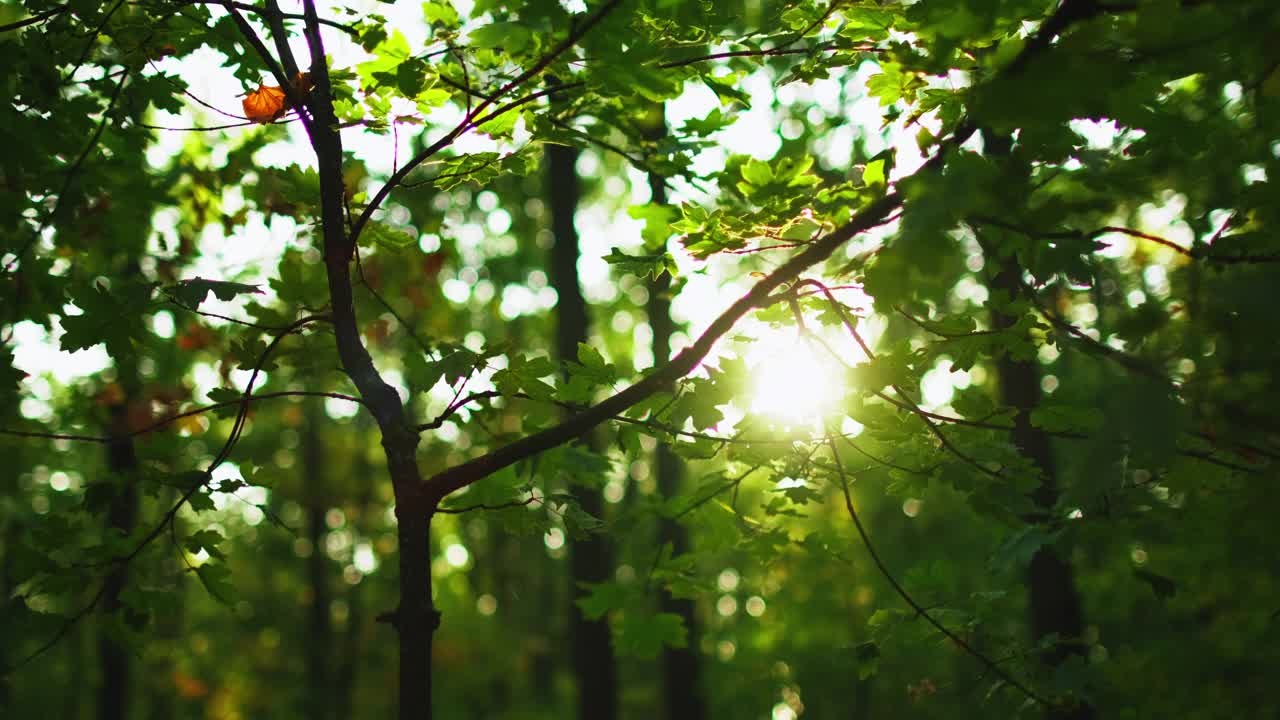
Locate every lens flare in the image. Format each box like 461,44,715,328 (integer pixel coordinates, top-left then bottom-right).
748,329,845,426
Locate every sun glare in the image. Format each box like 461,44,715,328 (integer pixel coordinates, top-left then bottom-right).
748,327,846,427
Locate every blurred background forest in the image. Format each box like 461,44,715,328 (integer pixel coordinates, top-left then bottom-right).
3,0,1280,719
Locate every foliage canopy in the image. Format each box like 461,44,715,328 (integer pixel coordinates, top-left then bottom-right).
2,0,1280,718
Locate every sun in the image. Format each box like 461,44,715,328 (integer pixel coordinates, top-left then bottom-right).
746,325,847,428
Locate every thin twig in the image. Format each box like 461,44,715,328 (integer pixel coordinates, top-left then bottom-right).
973,216,1280,265
148,60,250,121
0,4,69,33
669,465,764,521
417,391,500,432
843,435,938,476
437,496,542,514
222,1,314,133
5,68,131,274
66,0,128,83
795,279,1008,481
895,307,1000,338
178,0,358,35
350,0,625,246
823,428,1055,709
164,297,302,331
0,390,363,444
353,248,434,357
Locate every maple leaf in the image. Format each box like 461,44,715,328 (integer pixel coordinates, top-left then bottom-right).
240,73,312,124
242,84,286,124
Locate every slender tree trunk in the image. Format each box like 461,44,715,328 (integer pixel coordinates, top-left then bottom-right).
393,507,436,719
987,252,1093,720
334,417,375,720
547,128,618,720
975,127,1091,718
304,23,436,717
644,108,706,720
98,399,138,720
302,401,332,720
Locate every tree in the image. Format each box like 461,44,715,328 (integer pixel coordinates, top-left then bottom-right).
3,0,1280,719
545,96,620,718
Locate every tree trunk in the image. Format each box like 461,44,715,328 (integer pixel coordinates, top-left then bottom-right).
547,130,618,720
987,253,1093,720
976,125,1091,718
394,507,436,720
302,401,332,720
302,18,438,716
98,399,137,720
334,417,375,720
644,108,706,720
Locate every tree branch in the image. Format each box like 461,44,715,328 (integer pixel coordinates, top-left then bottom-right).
349,0,625,247
0,4,68,33
437,496,542,514
0,390,364,444
972,216,1280,265
425,191,903,502
262,0,300,80
222,1,313,133
181,0,358,35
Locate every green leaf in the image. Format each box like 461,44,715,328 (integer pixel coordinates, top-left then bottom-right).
0,347,25,405
59,280,154,355
185,529,226,560
364,222,417,251
395,57,430,97
433,152,502,190
477,109,520,138
194,563,235,604
554,445,612,489
990,527,1058,572
627,203,676,249
779,216,822,241
615,612,686,659
679,107,736,136
576,342,611,376
170,278,263,308
867,608,910,630
575,581,629,620
741,158,773,186
603,247,675,279
863,158,886,187
422,1,460,28
187,491,216,513
468,22,531,54
207,387,242,404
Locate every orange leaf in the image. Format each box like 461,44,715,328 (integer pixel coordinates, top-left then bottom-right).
241,84,286,124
